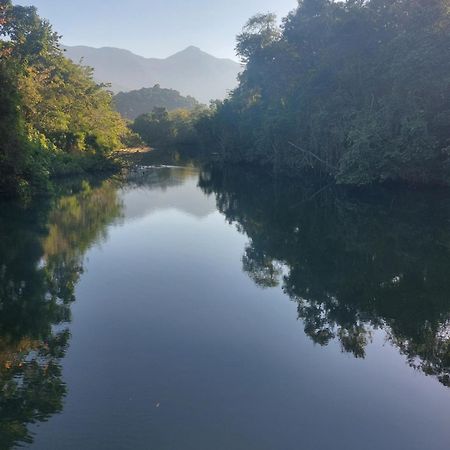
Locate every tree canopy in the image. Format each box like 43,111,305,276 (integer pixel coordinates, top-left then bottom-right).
195,0,450,186
0,0,127,197
114,85,200,120
131,106,209,148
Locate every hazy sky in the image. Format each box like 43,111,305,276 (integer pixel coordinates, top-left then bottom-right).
16,0,298,60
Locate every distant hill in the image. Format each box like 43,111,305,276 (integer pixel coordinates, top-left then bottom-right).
63,45,242,104
113,85,200,120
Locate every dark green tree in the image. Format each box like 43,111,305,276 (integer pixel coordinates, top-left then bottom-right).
198,0,450,186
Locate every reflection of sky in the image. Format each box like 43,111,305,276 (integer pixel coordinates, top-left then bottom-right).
121,168,217,222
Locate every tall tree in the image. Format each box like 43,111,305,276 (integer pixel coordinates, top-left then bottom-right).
0,1,127,197
198,0,450,186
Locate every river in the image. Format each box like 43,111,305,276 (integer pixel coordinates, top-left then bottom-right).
1,164,450,449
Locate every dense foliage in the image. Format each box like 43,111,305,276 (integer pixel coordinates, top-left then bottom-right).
197,0,450,185
114,84,200,120
131,106,208,148
0,1,127,197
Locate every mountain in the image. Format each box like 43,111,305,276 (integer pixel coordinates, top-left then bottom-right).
113,85,200,120
63,45,242,104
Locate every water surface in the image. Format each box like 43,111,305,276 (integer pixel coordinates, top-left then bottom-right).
1,165,450,449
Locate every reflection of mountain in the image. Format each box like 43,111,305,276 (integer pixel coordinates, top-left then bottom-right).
123,167,217,221
0,180,122,448
199,166,450,387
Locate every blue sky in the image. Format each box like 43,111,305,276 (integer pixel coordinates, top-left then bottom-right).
16,0,298,60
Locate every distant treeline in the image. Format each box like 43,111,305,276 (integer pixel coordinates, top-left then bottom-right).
0,1,131,198
114,85,200,120
131,106,207,148
133,0,450,186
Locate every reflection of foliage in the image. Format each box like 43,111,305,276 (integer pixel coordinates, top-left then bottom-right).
0,333,69,448
242,246,283,289
0,178,122,448
199,166,450,386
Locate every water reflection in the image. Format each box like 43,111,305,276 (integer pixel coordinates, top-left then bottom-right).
0,180,122,448
124,165,216,220
2,164,450,448
199,166,450,387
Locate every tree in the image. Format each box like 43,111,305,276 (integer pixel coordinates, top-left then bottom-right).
198,0,450,186
0,1,127,197
113,84,199,120
235,13,281,63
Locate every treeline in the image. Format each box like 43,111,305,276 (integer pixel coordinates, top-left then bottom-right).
134,0,450,186
0,1,129,197
203,0,450,185
114,84,200,120
131,106,208,148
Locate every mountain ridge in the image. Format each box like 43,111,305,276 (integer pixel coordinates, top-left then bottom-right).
63,45,242,103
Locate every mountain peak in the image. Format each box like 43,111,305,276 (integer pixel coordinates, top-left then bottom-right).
183,45,202,53
168,46,207,59
63,44,241,103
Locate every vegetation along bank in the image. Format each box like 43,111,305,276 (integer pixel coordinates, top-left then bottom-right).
132,0,450,187
0,1,134,198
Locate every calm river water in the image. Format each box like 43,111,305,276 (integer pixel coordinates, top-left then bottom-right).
1,164,450,449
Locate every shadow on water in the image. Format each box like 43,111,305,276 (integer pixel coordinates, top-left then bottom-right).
199,165,450,387
0,178,123,448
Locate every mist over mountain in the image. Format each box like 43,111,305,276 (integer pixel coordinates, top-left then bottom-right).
63,45,242,104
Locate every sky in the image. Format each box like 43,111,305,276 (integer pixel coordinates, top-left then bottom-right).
16,0,298,60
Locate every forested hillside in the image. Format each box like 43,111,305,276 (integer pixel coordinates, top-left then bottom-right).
0,1,127,197
114,85,199,120
195,0,450,186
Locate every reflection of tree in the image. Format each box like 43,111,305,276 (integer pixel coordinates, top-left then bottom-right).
242,246,284,289
199,166,450,386
0,179,122,448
